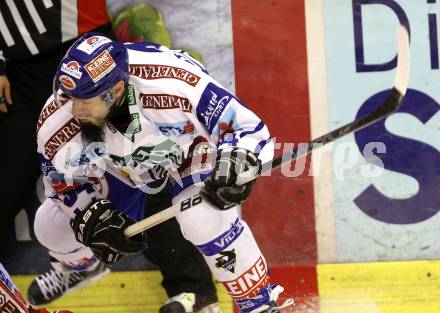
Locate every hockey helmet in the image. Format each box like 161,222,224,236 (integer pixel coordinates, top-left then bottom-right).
54,32,129,104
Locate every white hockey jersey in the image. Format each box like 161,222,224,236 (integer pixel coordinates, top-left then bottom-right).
36,42,273,218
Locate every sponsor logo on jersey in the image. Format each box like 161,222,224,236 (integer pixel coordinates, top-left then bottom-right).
38,154,56,175
59,74,76,90
220,256,268,298
127,84,136,106
40,161,55,176
0,296,22,313
0,267,14,293
215,249,236,273
196,218,244,256
36,100,59,134
44,119,81,160
129,113,141,134
87,37,99,45
61,60,83,79
129,64,200,86
140,93,192,112
157,121,195,137
77,36,112,54
124,84,142,139
0,265,28,311
85,50,116,82
197,82,232,132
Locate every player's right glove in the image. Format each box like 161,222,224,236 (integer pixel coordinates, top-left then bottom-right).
72,199,147,266
200,147,260,210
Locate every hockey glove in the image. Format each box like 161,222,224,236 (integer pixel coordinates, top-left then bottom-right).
72,199,147,266
200,147,260,210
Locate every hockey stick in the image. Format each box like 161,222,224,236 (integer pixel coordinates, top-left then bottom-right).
124,25,410,238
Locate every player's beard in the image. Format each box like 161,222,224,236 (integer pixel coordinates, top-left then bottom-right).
80,121,105,146
79,98,125,146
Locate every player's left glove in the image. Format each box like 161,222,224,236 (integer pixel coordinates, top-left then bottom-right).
200,147,260,210
72,199,147,266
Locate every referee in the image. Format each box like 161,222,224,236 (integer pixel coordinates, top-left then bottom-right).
0,0,113,249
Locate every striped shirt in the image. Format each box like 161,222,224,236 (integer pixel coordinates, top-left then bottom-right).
0,0,110,66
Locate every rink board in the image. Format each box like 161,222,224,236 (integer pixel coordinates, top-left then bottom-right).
12,271,232,313
13,260,440,313
318,260,440,313
6,0,440,312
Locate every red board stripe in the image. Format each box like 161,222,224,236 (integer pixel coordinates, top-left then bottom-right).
231,0,317,265
231,0,319,310
231,265,319,312
270,265,319,310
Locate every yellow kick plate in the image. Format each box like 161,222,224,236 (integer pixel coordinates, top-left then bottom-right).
13,270,233,313
318,260,440,313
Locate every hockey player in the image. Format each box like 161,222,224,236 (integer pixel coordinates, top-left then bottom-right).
35,32,287,313
0,262,72,313
5,2,221,310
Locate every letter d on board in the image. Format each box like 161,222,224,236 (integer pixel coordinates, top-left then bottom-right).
353,0,411,72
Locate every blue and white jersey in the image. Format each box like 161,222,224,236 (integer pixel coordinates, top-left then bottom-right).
125,42,273,161
36,42,273,218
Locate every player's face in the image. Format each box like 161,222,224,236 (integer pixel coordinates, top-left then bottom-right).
71,96,110,126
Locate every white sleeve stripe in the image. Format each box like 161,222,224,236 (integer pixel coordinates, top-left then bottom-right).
60,0,78,42
0,11,15,47
6,0,39,55
24,0,47,34
42,0,54,9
